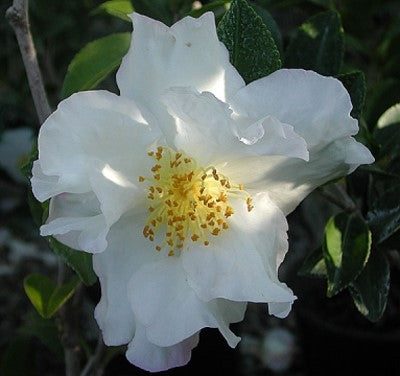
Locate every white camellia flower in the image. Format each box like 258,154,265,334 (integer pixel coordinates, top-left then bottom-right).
31,12,374,372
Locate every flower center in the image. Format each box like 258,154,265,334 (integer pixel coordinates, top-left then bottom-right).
139,147,253,256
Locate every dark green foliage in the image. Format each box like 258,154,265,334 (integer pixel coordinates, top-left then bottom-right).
285,10,344,76
217,0,281,83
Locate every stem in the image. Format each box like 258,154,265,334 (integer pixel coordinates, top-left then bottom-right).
6,0,51,124
80,334,105,376
58,263,82,376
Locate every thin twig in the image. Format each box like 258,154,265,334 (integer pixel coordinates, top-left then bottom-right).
80,333,105,376
6,0,51,124
59,273,83,376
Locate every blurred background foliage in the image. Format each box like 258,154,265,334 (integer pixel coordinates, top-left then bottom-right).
1,0,399,375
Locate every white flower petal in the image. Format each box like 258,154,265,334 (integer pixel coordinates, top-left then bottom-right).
163,87,308,166
117,12,244,107
93,210,160,345
40,192,108,253
182,193,295,317
223,136,374,215
235,115,309,160
162,87,237,165
230,69,359,149
31,161,84,202
128,257,245,348
126,324,199,372
268,302,293,319
33,90,162,242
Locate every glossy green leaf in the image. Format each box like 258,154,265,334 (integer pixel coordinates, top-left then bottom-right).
92,0,134,21
217,0,281,84
24,273,80,319
49,237,97,286
377,103,400,128
285,10,344,76
350,250,390,322
61,33,131,98
323,213,371,297
131,0,171,25
367,188,400,244
298,246,327,278
337,71,366,119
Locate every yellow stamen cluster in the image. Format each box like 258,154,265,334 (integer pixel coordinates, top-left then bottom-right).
139,147,253,256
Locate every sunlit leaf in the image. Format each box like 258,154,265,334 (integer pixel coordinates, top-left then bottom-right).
323,213,371,297
62,33,131,98
24,273,80,318
92,0,134,22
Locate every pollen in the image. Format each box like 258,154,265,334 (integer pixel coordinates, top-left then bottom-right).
139,147,253,255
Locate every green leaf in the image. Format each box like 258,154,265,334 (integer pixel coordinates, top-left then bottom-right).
24,273,80,319
19,141,37,180
92,0,134,22
323,213,372,297
61,33,131,99
19,310,64,359
365,79,400,130
285,10,344,76
131,0,172,25
217,0,281,84
350,250,390,322
298,246,327,278
377,103,400,129
249,2,283,53
367,188,400,244
336,71,366,120
49,237,98,286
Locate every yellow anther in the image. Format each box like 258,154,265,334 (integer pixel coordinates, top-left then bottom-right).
141,147,253,254
211,228,220,236
151,164,161,172
225,206,234,217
